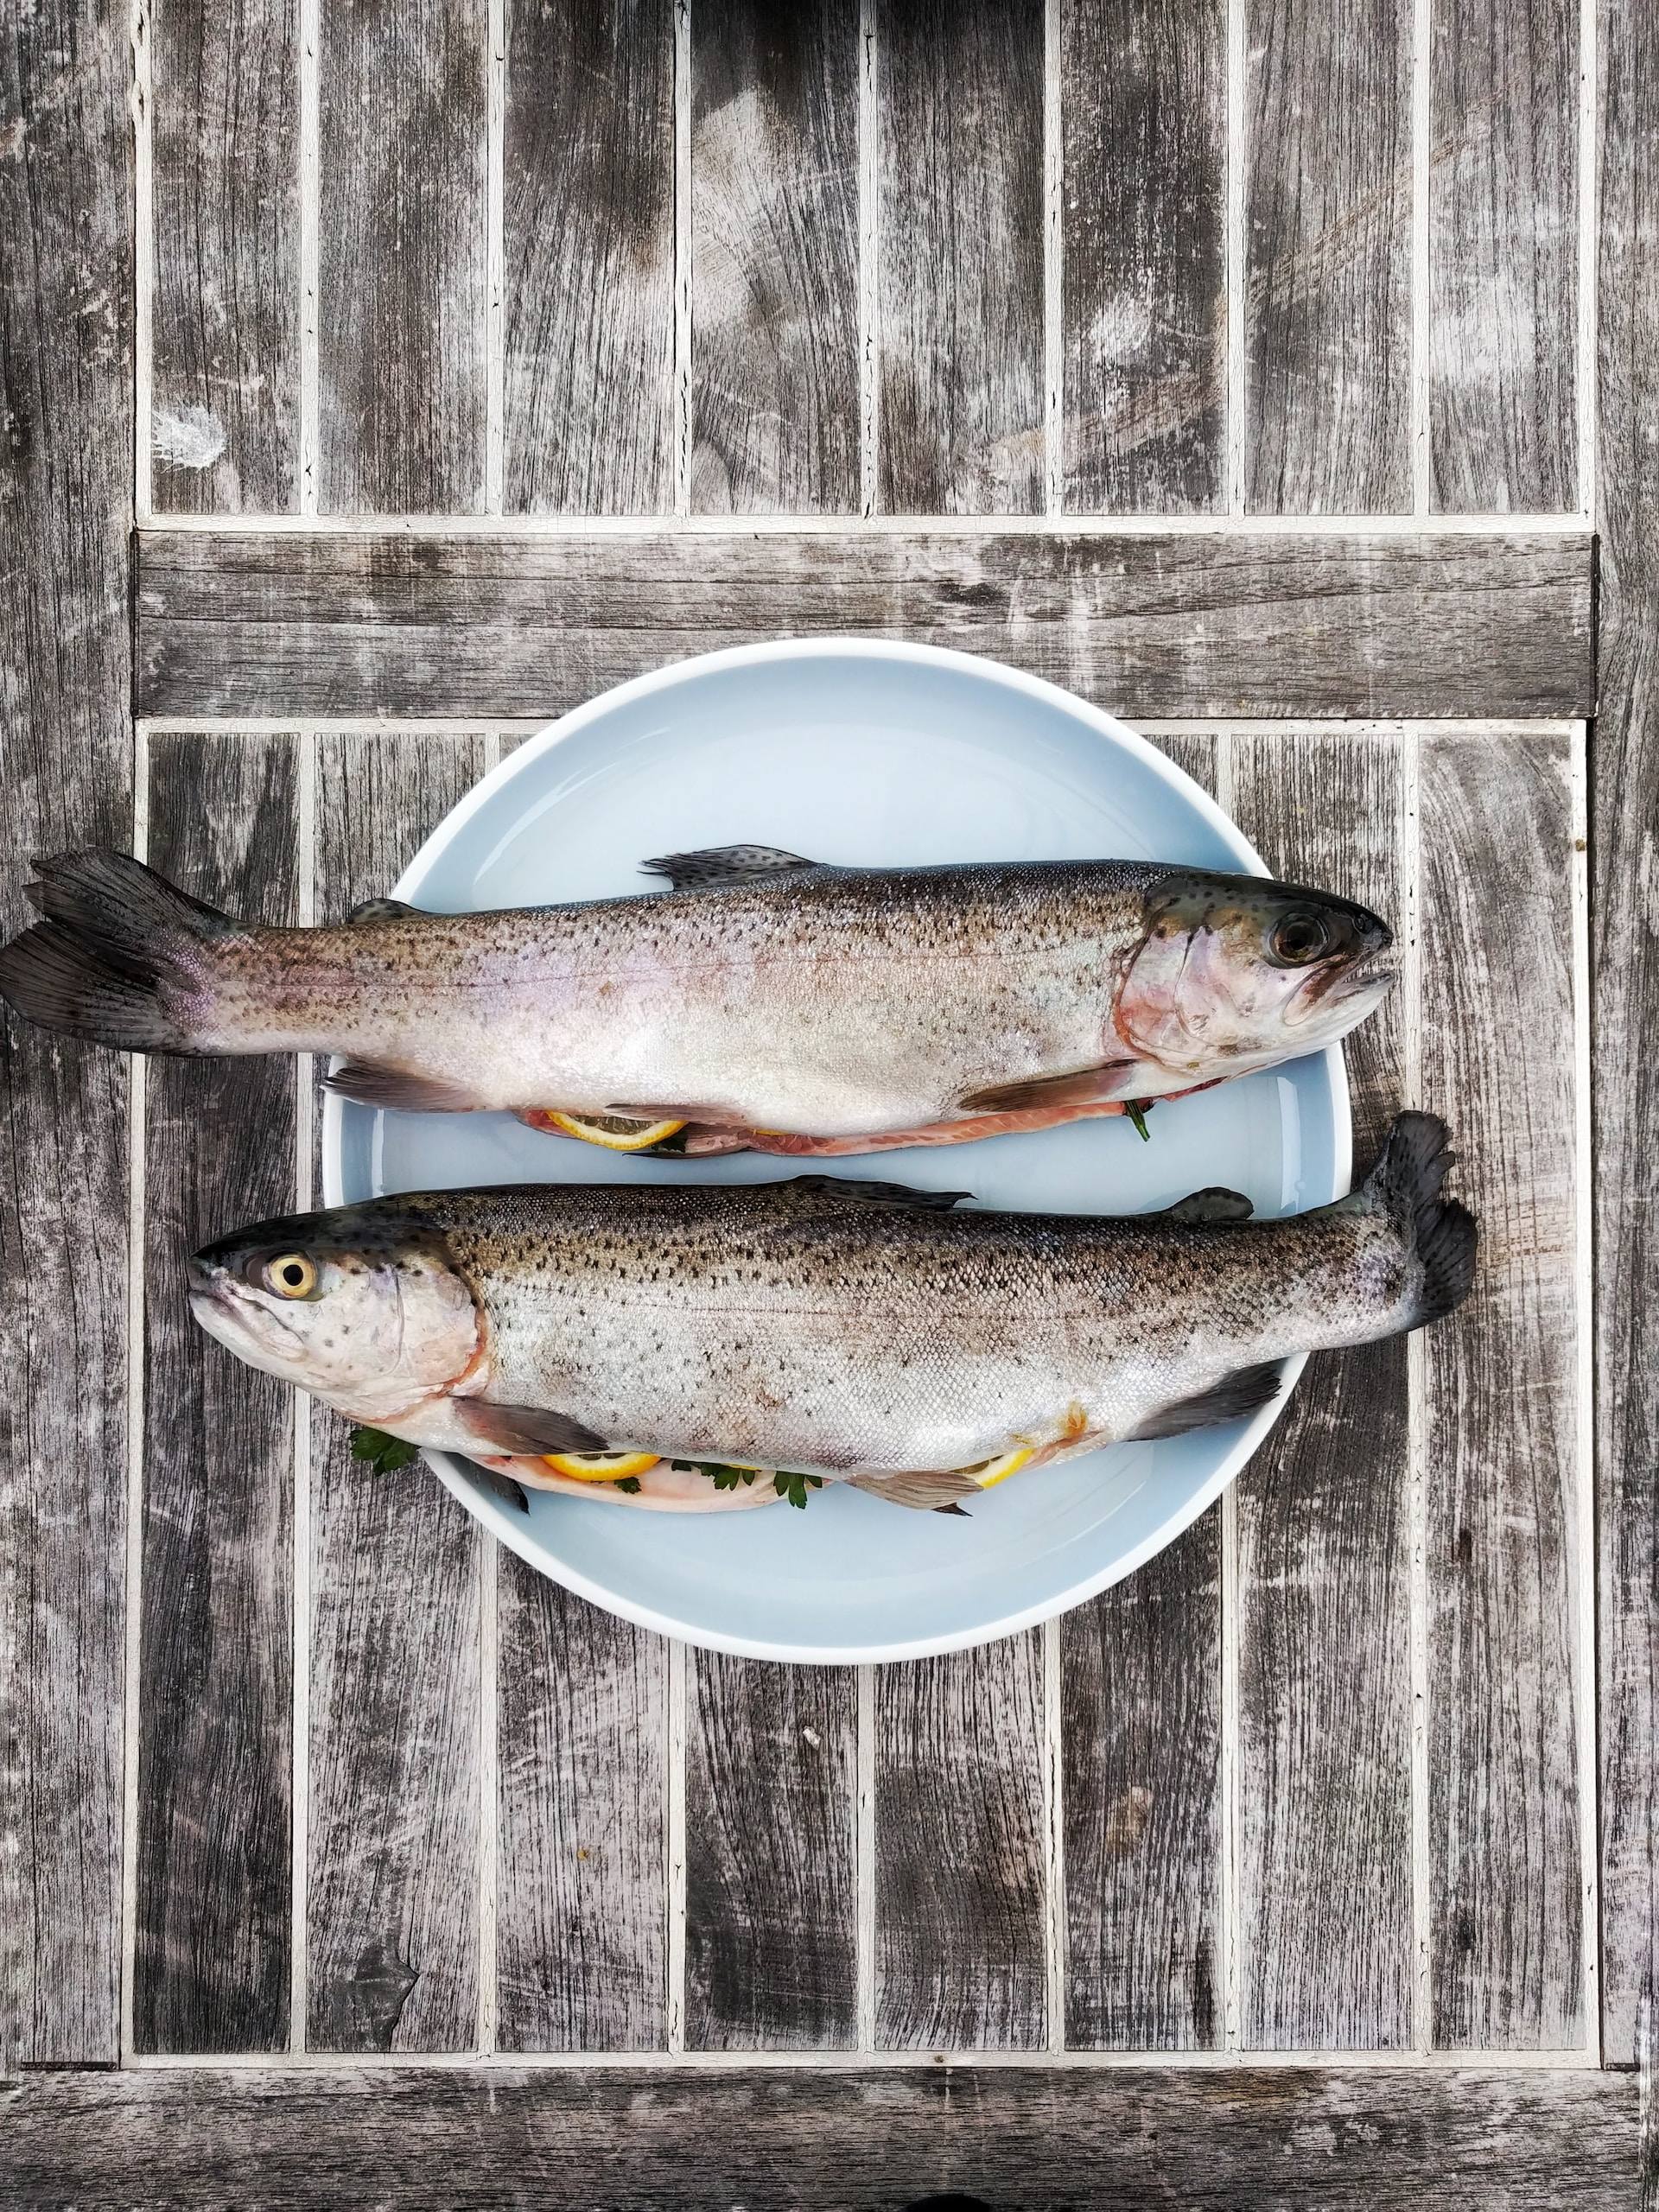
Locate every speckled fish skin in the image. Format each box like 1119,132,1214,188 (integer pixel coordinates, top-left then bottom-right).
0,849,1398,1146
186,1116,1475,1510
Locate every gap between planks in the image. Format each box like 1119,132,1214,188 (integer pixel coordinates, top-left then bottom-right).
130,0,153,524
1214,737,1242,2053
1570,728,1600,2059
1410,0,1429,514
137,718,1586,742
289,734,317,2051
1402,728,1430,2052
141,509,1594,537
297,0,319,515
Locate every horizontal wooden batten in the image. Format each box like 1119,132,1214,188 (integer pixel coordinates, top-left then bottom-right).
135,527,1595,722
0,2065,1637,2207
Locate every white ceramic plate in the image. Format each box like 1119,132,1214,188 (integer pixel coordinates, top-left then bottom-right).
321,640,1350,1663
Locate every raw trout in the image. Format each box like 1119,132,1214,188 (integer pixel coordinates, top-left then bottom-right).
0,845,1396,1157
187,1114,1475,1513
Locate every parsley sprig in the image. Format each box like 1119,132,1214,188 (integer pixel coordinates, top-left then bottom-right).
671,1459,825,1510
1125,1100,1154,1142
351,1425,418,1473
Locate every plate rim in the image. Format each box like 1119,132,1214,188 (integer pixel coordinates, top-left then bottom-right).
321,635,1352,1664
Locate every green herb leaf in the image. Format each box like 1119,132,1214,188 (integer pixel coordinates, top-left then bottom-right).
1125,1100,1153,1142
773,1469,825,1510
351,1425,419,1474
613,1476,642,1494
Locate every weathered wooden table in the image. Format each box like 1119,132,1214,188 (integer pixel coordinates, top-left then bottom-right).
3,2,1654,2202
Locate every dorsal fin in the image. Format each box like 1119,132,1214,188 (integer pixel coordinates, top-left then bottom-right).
640,844,822,892
1161,1186,1254,1225
347,896,423,925
784,1174,972,1212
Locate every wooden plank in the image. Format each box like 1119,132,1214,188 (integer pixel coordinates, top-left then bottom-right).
495,1565,667,2051
1596,0,1659,2069
149,0,299,513
137,734,297,2054
0,2065,1639,2209
690,0,859,513
1229,729,1413,2048
1062,728,1220,2053
874,1637,1046,2050
303,734,493,2053
878,0,1044,513
316,0,486,512
685,1656,858,2050
0,0,132,2073
505,0,675,514
1061,0,1227,512
1245,0,1412,512
1063,1514,1222,2050
1418,732,1581,2048
1429,0,1579,512
134,527,1597,722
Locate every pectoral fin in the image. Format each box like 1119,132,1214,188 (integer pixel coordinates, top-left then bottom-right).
959,1063,1137,1115
1128,1361,1282,1440
640,845,823,891
453,1401,608,1456
1161,1187,1254,1225
848,1468,984,1510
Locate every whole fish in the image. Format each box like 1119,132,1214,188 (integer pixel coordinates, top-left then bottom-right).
187,1113,1475,1513
0,845,1396,1158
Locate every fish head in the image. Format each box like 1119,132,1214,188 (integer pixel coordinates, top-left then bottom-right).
1115,869,1398,1077
187,1201,480,1414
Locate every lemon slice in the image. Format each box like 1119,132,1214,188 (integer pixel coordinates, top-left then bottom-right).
543,1448,662,1483
954,1446,1035,1490
543,1111,688,1153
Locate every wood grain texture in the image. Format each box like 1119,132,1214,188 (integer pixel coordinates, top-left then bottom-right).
316,0,486,512
137,734,297,2054
1596,0,1659,2068
1429,0,1579,512
1246,0,1412,512
149,0,298,513
874,1636,1046,2050
690,0,859,513
1418,733,1582,2048
495,1560,667,2051
0,2065,1639,2209
1063,728,1220,2054
685,1655,858,2050
1229,729,1413,2048
0,0,132,2072
878,0,1044,513
303,734,494,2054
1062,0,1226,512
135,527,1596,722
1063,1515,1222,2050
505,0,674,514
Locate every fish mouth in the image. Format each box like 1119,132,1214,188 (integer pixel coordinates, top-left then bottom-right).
187,1258,307,1366
1284,944,1401,1031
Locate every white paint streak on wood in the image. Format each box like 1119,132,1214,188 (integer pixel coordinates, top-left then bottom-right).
1042,1616,1064,2050
1577,0,1595,524
1570,726,1599,2059
855,1662,875,2051
289,732,315,2054
666,1637,686,2054
1226,0,1245,517
1402,726,1429,2054
1411,0,1431,513
297,0,319,515
118,2038,1605,2074
674,0,691,519
131,0,153,522
485,0,505,517
119,728,152,2065
139,507,1596,537
476,1534,499,2057
1215,732,1242,2054
1043,0,1060,518
858,0,878,519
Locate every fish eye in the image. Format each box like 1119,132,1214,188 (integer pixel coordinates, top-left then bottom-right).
1268,910,1333,967
265,1252,318,1300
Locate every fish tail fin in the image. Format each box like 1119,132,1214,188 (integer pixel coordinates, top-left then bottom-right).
1345,1111,1478,1327
0,851,238,1053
